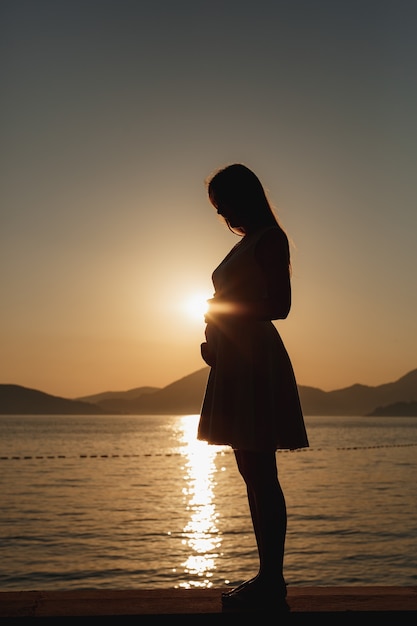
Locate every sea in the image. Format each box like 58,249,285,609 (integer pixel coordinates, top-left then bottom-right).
1,414,416,591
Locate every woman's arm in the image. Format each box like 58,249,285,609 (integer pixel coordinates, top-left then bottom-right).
254,227,291,320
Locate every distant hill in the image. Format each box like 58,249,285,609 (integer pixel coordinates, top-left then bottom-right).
298,368,417,415
1,368,417,416
80,369,211,415
128,368,210,415
0,385,106,415
367,401,417,417
77,386,160,414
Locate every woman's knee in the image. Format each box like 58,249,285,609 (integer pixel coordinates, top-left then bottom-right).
234,449,278,487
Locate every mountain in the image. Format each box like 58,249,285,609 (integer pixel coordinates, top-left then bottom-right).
0,385,106,415
300,368,417,415
367,401,417,417
86,369,210,415
1,368,417,416
77,386,160,414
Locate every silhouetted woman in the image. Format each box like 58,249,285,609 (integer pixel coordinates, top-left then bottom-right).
198,163,309,611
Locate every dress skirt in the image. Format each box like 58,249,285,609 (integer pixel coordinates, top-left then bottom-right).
198,316,309,452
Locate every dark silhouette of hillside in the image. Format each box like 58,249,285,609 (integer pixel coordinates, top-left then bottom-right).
1,368,416,416
299,368,417,415
367,401,417,416
0,385,106,415
77,386,160,414
87,369,210,415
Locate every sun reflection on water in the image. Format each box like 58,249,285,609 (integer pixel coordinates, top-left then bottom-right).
176,415,222,588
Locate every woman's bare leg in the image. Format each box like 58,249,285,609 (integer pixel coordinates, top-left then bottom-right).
232,448,287,594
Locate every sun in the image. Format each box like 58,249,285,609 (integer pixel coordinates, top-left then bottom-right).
183,292,210,322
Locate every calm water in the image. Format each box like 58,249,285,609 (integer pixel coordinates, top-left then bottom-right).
1,414,416,591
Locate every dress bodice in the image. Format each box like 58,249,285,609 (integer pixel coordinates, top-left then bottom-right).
212,226,286,303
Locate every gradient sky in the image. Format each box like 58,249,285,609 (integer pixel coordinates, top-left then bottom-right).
1,0,416,398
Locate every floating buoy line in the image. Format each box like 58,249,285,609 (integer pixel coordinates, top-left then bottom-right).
0,442,416,461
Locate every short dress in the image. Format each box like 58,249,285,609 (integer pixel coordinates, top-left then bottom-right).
198,226,309,452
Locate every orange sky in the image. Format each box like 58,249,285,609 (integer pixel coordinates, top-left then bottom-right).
1,1,416,397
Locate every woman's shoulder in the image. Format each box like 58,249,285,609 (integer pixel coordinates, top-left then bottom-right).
256,225,288,246
254,226,289,264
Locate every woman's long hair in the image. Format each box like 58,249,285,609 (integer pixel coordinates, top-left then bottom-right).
206,163,281,235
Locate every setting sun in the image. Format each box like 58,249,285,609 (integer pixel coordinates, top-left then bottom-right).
183,293,210,322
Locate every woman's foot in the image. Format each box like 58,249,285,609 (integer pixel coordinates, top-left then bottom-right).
221,577,288,612
221,576,257,598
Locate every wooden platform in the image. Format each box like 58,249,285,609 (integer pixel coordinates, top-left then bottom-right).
1,587,417,623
